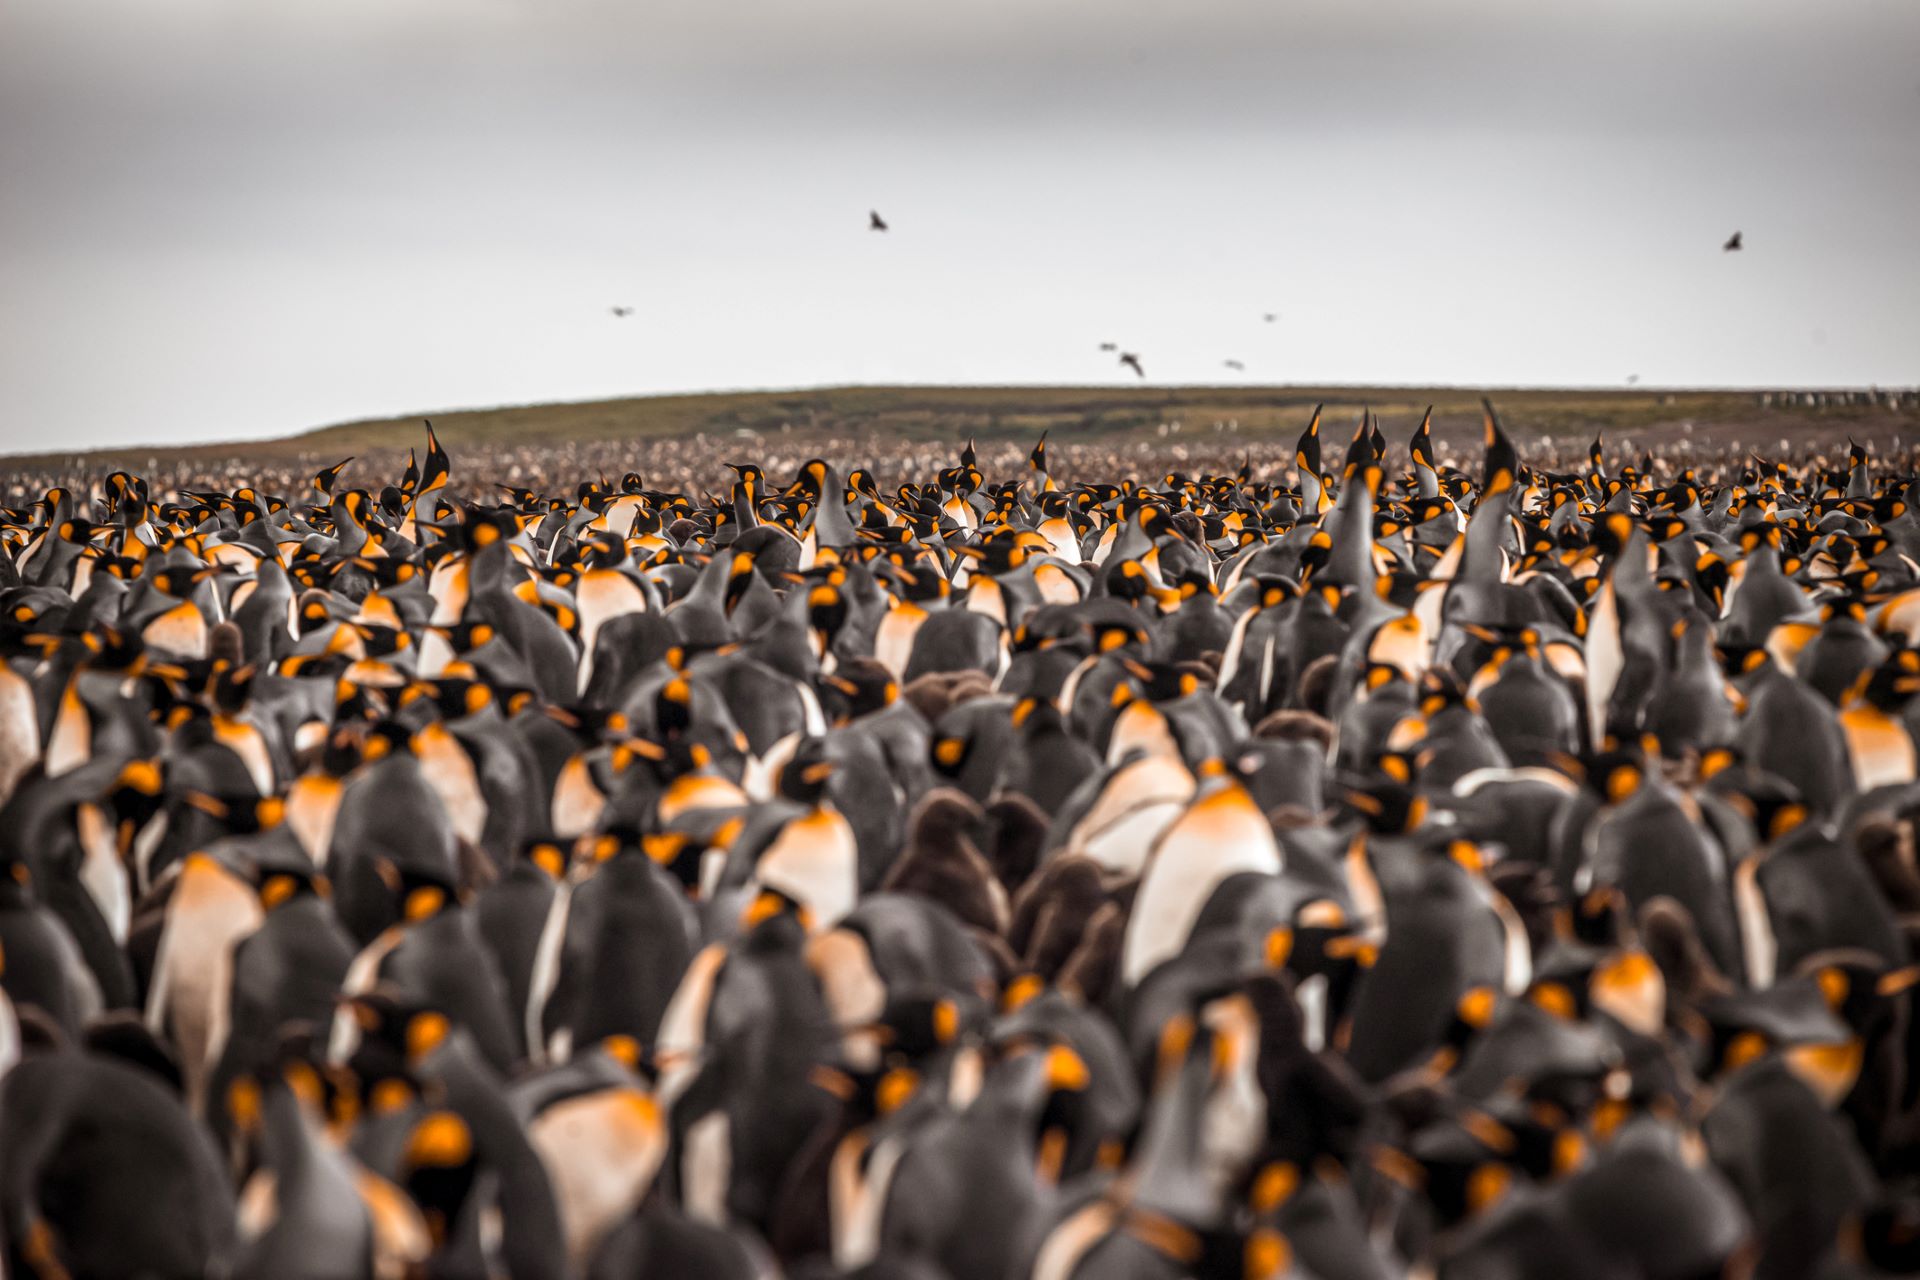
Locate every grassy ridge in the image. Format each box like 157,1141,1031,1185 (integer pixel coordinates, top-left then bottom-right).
10,384,1916,470
281,385,1858,453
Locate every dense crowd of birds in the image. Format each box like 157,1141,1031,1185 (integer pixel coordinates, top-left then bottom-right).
4,410,1920,1278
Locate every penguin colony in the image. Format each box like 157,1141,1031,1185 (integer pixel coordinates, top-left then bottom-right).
4,411,1920,1279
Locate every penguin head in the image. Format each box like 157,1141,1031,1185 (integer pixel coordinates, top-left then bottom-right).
1105,557,1165,606
339,988,456,1076
928,723,976,780
804,575,851,640
1584,510,1641,558
1342,754,1427,834
1001,1039,1095,1186
1849,648,1920,713
1118,658,1203,703
1555,742,1652,808
431,618,498,656
542,702,632,745
1354,659,1413,705
1086,618,1149,657
777,737,836,806
105,756,169,850
82,623,150,675
817,658,897,723
399,673,493,724
1697,976,1853,1085
719,549,767,616
1396,1109,1525,1229
318,724,366,777
178,787,287,837
1472,1095,1593,1186
352,553,419,592
1568,884,1636,952
516,836,572,883
1119,1215,1294,1280
1698,750,1807,842
660,732,737,784
400,1108,481,1251
654,671,700,739
357,719,417,764
370,856,459,924
146,562,215,601
457,505,523,553
1799,950,1919,1042
741,886,814,940
256,866,329,913
0,856,33,907
261,1024,361,1136
1271,897,1376,982
867,991,969,1062
965,527,1047,574
1404,673,1470,738
493,480,538,509
579,528,628,570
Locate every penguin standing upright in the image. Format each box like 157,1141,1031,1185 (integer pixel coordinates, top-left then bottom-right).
0,1048,239,1277
1122,759,1282,987
742,738,862,932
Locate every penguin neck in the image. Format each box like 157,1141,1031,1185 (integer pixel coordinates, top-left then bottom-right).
1674,626,1717,676
422,1028,565,1276
1321,482,1376,590
813,475,854,547
1123,1048,1225,1225
259,1078,336,1182
1457,485,1513,585
733,484,762,529
680,547,736,611
466,540,514,597
1607,533,1659,610
1300,467,1324,515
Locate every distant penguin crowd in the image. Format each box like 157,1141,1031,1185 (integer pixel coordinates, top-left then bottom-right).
5,408,1920,1279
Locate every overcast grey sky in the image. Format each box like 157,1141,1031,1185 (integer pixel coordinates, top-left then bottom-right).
3,0,1916,451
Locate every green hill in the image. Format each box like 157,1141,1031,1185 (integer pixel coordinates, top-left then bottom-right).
16,383,1916,472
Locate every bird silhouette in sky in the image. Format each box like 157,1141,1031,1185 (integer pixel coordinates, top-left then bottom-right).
609,306,633,318
1723,231,1742,252
1098,342,1117,352
1263,313,1277,323
1119,353,1145,379
870,211,888,232
1224,359,1245,371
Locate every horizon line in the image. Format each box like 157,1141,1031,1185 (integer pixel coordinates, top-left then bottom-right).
9,376,1916,462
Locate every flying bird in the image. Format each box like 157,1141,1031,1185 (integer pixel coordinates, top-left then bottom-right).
1626,374,1640,385
1723,231,1742,252
609,306,633,318
1098,342,1118,352
870,211,888,232
1224,360,1245,371
1263,313,1277,323
1119,352,1145,379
